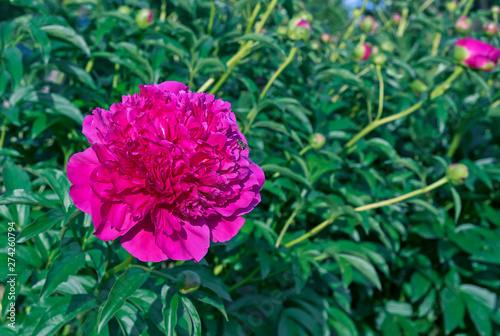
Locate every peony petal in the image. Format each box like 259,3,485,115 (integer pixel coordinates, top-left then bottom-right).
157,81,189,94
465,55,492,69
121,215,169,262
82,108,112,144
67,147,99,213
207,215,245,243
90,196,123,241
156,216,210,262
100,201,138,233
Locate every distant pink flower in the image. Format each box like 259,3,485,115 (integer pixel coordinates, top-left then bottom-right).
453,38,500,72
67,82,264,262
455,16,471,34
392,13,402,24
483,22,498,36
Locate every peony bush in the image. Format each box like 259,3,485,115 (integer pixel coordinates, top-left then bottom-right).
1,0,500,335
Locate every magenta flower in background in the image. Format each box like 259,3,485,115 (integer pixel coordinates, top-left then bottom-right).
67,82,264,262
453,38,500,72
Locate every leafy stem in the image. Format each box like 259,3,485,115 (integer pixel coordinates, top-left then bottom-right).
375,65,384,122
259,47,298,101
285,176,449,248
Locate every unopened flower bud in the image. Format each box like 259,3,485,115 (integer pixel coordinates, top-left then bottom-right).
380,41,394,53
492,6,500,14
453,38,500,72
484,22,499,37
176,270,201,294
353,9,362,18
373,53,387,66
392,14,402,25
360,15,378,34
446,163,469,185
309,133,326,150
320,33,331,43
288,18,312,41
297,11,313,23
446,1,458,12
277,26,288,36
136,8,154,29
410,79,429,93
353,43,372,61
371,46,380,55
455,16,471,35
117,6,131,15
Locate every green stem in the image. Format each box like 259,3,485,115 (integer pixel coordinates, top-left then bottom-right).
275,202,303,248
207,1,216,34
342,0,369,41
253,0,278,33
461,0,474,17
375,65,384,121
259,47,298,101
197,77,214,93
344,101,424,148
85,58,94,73
160,0,167,22
286,177,449,247
396,8,409,37
447,133,462,158
103,254,134,281
112,63,120,89
0,117,7,149
129,265,176,281
284,217,338,248
245,3,261,34
299,145,311,156
355,177,449,212
430,66,464,100
229,266,260,292
419,0,436,12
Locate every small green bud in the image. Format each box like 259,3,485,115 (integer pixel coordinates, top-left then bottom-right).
410,79,429,93
373,53,387,66
446,163,469,185
176,270,201,294
117,6,131,15
311,40,321,51
277,26,288,36
492,6,500,14
360,15,378,34
380,41,394,53
446,1,458,12
309,133,326,150
136,8,154,29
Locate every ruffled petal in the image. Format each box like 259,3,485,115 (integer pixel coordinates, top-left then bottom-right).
157,81,189,94
121,215,169,262
156,216,210,262
67,147,99,213
82,108,112,144
207,215,245,243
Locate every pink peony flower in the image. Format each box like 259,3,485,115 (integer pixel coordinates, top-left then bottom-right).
453,38,500,72
67,81,264,262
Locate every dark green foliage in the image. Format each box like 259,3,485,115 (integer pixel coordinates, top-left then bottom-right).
1,0,500,335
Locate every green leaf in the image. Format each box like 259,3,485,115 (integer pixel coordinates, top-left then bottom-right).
40,25,90,56
33,295,97,336
440,287,465,334
17,210,65,243
161,285,179,336
0,189,59,209
450,186,462,224
180,296,202,336
464,298,492,336
98,267,149,333
261,164,311,188
385,301,413,317
193,289,228,320
3,47,23,89
40,245,86,299
339,254,381,290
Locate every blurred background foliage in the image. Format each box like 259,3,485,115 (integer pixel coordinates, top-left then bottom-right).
1,0,500,335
